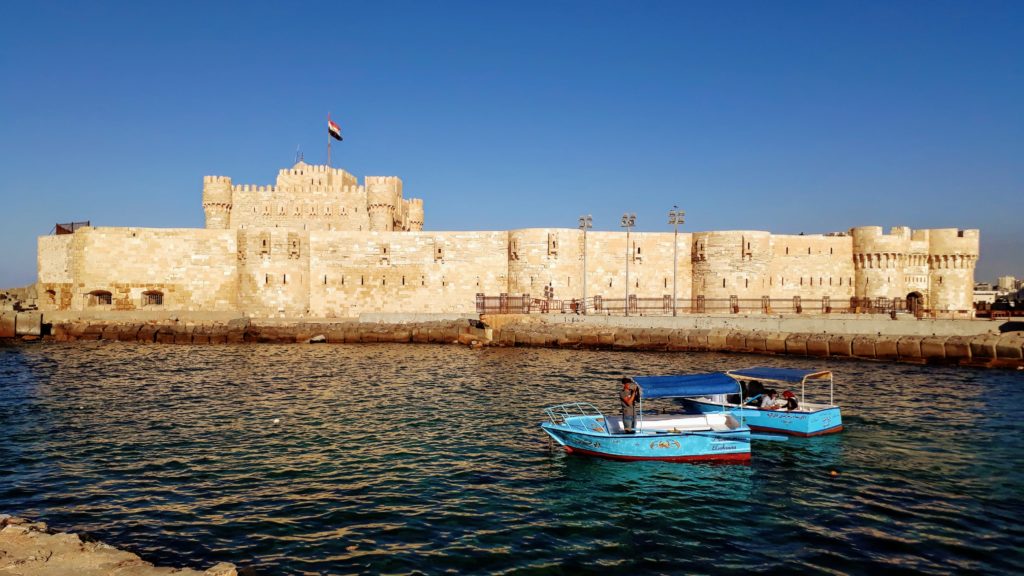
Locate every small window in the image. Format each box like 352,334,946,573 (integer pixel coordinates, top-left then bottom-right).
46,289,56,304
142,290,163,306
88,290,112,306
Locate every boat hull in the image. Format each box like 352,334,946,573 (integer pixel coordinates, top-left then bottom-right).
683,400,843,437
541,423,751,463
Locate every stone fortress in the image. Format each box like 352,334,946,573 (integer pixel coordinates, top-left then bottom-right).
36,162,979,318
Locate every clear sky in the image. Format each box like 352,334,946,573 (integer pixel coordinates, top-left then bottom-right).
1,1,1020,287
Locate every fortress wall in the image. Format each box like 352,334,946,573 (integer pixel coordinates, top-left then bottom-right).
237,228,311,316
582,231,691,305
71,227,238,312
692,231,772,300
306,230,508,317
37,234,76,311
507,229,583,300
768,234,855,300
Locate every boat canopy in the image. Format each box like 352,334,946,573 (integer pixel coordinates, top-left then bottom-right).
632,373,740,399
727,367,831,384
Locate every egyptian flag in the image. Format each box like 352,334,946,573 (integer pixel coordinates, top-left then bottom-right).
328,118,343,141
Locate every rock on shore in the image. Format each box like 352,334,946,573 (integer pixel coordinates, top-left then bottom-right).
0,516,237,576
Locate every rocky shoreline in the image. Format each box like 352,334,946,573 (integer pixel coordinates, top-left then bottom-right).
2,316,1016,369
0,515,238,576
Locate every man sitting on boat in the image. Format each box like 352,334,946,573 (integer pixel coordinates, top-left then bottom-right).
759,389,782,410
620,377,638,433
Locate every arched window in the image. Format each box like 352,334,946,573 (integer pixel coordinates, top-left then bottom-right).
88,290,112,306
142,290,163,306
45,289,56,305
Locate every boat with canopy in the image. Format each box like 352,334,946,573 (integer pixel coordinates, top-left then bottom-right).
682,367,842,437
540,372,752,463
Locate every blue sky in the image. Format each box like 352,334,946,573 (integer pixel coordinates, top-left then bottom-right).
1,1,1020,287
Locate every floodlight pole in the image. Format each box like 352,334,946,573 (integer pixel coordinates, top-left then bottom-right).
668,207,685,316
621,213,636,316
578,215,592,314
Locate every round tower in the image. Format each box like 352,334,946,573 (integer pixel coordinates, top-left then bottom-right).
851,226,910,301
366,177,396,231
202,175,233,229
927,229,979,313
691,231,771,300
406,198,424,231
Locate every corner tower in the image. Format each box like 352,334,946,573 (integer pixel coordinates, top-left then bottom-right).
406,198,424,231
927,229,979,312
851,226,910,301
202,175,233,229
366,176,401,231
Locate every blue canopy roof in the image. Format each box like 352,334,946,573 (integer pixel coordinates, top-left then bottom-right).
631,372,740,399
727,367,831,384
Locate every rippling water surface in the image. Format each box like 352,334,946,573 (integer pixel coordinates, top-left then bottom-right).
1,342,1022,574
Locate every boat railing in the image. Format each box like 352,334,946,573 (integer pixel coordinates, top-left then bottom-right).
543,402,607,433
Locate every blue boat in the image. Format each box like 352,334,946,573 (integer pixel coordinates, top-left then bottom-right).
682,367,843,437
541,373,752,463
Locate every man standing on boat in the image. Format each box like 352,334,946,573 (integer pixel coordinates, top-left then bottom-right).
620,377,638,433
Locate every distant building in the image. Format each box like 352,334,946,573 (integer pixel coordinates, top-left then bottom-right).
997,275,1018,291
36,162,981,318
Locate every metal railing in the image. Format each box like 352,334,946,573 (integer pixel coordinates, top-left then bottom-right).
543,402,608,433
477,293,959,317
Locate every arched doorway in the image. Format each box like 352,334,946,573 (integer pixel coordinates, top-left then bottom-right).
906,292,924,315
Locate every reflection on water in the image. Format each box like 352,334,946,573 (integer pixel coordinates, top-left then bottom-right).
1,342,1022,575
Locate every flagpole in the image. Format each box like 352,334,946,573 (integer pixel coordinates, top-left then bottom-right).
327,113,332,168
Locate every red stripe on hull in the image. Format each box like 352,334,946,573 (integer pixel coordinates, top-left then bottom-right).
564,446,751,464
749,424,844,437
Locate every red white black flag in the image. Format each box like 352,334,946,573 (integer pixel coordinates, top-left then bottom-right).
328,118,343,141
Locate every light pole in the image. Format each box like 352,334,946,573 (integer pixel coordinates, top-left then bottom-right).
621,213,636,316
668,206,685,316
578,215,592,314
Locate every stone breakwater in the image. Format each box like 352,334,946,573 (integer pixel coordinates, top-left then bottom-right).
27,316,1024,369
0,515,238,576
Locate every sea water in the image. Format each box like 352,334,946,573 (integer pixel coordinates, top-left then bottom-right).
1,342,1021,574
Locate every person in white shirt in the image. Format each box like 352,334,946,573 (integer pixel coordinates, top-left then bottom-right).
759,390,781,410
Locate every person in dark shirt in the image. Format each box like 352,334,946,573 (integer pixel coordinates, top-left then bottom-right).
781,390,799,411
619,377,638,433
